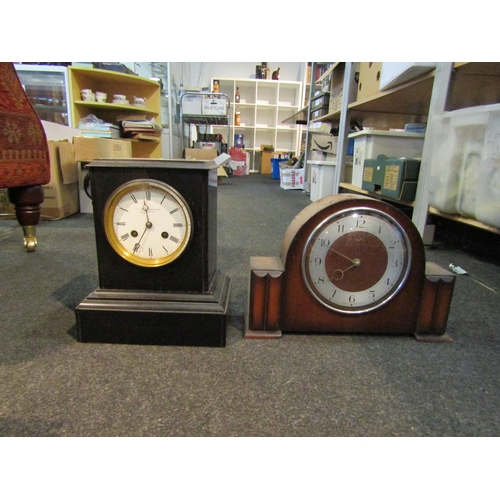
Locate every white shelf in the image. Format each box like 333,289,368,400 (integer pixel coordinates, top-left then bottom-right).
213,77,303,171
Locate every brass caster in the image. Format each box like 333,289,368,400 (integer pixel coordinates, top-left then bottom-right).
24,236,37,252
22,226,37,252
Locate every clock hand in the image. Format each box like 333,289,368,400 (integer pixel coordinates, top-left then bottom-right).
143,200,152,227
331,258,361,280
329,247,357,264
133,225,149,253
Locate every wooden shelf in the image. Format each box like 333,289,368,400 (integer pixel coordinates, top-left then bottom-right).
69,66,162,158
340,183,500,234
428,207,500,235
74,100,158,115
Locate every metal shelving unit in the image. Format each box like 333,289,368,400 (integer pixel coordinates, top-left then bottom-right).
180,92,230,151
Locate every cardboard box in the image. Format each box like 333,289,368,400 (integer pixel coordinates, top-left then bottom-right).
42,140,79,220
183,148,227,178
380,62,436,91
362,154,387,193
309,133,338,154
73,137,132,162
182,94,202,114
357,62,383,101
260,145,275,175
202,98,227,115
381,157,421,202
280,168,305,190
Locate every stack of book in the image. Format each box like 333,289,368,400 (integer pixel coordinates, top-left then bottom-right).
78,124,121,139
121,119,163,141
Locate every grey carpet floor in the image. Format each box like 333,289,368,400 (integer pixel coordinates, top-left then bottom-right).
1,174,500,437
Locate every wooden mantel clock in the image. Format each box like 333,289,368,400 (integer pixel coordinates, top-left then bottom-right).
245,194,455,342
75,158,230,347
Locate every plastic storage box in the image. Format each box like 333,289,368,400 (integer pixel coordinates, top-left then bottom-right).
349,130,425,188
427,103,500,228
309,161,336,202
271,158,288,179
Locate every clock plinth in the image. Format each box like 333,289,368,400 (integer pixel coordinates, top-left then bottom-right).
245,194,456,341
75,271,231,347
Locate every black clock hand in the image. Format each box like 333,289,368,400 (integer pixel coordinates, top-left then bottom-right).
134,225,149,253
143,200,152,227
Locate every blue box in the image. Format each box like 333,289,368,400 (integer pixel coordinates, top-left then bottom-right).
271,158,287,179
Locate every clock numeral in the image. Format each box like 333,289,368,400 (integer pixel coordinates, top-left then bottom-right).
349,295,356,304
170,207,180,215
389,240,397,249
391,259,399,268
162,245,169,255
369,290,376,300
130,194,138,203
160,195,167,205
317,276,325,285
320,238,330,247
313,257,322,266
146,189,151,201
356,219,366,228
149,248,153,257
121,233,130,241
330,289,337,300
119,205,128,212
170,235,179,244
173,223,183,228
116,222,126,226
337,224,345,233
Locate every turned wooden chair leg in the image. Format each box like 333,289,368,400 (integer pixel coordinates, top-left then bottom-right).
7,185,44,252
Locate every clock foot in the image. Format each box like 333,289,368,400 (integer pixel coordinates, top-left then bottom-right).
415,262,456,342
244,314,282,339
74,272,231,347
415,332,453,343
245,256,284,339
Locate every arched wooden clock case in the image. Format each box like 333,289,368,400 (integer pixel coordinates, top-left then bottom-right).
74,159,231,347
245,194,455,341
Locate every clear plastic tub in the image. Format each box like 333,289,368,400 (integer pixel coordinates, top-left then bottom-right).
427,103,500,228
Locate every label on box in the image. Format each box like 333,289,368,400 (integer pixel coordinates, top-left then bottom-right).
383,165,400,191
202,98,227,115
363,167,374,182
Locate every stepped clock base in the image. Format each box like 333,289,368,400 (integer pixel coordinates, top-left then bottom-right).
74,272,231,348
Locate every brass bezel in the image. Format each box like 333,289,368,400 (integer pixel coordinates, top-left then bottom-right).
104,179,193,268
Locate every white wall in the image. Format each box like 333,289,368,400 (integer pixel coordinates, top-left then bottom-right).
171,62,306,88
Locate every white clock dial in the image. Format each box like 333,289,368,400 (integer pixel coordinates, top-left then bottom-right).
104,179,193,267
302,207,411,313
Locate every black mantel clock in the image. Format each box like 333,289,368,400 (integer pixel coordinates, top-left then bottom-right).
74,158,231,347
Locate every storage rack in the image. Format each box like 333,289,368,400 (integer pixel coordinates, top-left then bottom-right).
180,92,230,151
304,62,500,237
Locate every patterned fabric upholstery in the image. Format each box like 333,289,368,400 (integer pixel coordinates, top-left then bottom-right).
0,62,50,188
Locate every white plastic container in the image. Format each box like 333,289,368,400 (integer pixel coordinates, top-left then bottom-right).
348,130,425,188
309,161,336,201
427,103,500,228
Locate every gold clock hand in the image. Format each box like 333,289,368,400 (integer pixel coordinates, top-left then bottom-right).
329,247,357,264
331,259,361,280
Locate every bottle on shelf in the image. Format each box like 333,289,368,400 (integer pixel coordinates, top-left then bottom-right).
235,87,240,104
235,107,241,126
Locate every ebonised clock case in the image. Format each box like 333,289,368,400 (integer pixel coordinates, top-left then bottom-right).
74,159,230,347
